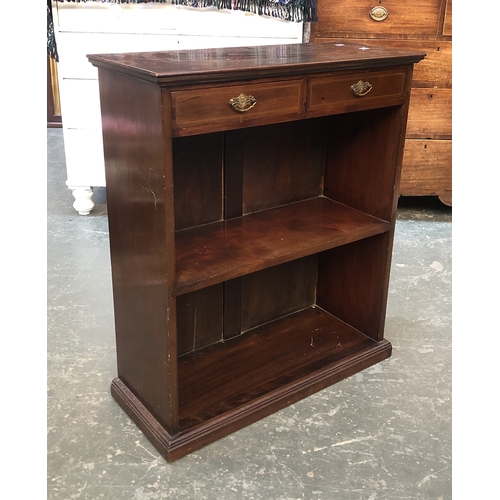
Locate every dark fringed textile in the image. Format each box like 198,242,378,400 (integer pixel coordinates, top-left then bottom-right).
47,0,59,61
54,0,317,23
170,0,317,22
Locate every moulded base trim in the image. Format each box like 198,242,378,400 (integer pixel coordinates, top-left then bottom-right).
110,338,392,462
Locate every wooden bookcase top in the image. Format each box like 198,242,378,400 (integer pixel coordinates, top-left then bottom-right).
88,41,425,84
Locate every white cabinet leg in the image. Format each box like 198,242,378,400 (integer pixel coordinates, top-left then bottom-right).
68,186,95,215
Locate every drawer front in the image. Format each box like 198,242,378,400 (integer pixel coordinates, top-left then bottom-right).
171,80,304,134
406,88,452,139
307,69,407,114
314,0,442,37
389,41,451,89
400,139,452,202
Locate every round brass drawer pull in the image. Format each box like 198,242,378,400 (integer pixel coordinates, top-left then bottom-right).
350,80,373,97
229,93,257,113
370,6,389,22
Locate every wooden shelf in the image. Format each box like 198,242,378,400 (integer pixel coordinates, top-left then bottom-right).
177,306,388,430
175,197,390,295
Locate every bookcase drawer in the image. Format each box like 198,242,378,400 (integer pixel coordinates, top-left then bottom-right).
171,79,304,134
307,69,407,114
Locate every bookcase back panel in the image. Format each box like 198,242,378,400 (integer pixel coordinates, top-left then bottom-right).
241,256,318,333
177,256,319,354
241,119,327,215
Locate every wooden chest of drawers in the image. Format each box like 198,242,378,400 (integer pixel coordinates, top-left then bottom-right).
88,42,423,461
311,0,452,205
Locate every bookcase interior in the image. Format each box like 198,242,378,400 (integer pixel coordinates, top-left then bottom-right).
172,109,400,428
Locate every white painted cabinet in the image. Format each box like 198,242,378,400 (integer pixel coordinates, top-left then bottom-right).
51,1,303,214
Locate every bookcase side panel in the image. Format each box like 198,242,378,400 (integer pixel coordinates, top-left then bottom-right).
317,233,392,341
323,105,407,222
98,69,178,432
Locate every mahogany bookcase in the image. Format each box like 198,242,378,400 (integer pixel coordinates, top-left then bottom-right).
88,42,424,462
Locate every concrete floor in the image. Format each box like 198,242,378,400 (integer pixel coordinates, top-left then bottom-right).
47,128,452,499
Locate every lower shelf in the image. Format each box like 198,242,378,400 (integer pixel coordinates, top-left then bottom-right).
178,305,386,428
111,306,392,462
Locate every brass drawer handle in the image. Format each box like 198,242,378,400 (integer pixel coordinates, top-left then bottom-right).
229,93,257,113
350,80,373,97
370,6,389,22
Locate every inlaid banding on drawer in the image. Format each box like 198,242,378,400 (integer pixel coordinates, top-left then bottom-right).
171,79,304,134
307,69,407,114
